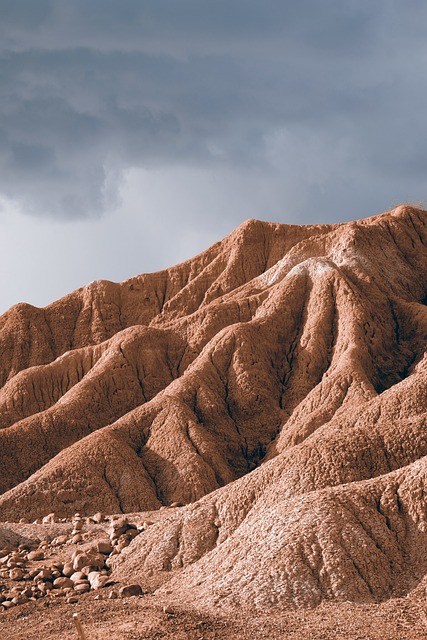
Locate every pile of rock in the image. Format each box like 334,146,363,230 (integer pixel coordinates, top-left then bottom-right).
0,540,113,609
0,512,147,612
108,517,144,553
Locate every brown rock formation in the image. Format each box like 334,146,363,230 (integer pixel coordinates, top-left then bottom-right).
1,205,427,610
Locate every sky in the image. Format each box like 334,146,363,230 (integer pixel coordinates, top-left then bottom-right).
1,1,427,314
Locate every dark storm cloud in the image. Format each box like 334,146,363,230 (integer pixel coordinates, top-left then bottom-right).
1,1,427,219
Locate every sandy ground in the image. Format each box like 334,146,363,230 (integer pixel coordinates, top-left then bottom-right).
2,590,427,640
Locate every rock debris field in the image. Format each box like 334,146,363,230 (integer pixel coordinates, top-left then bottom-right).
1,205,427,638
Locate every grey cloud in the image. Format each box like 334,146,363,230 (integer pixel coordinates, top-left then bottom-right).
0,1,427,221
0,2,393,54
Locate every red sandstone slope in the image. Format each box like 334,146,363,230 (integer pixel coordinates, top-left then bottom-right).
1,205,427,608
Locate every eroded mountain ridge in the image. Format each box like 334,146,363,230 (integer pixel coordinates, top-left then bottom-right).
1,205,427,609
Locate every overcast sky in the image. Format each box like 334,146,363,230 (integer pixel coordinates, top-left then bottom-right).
1,1,426,314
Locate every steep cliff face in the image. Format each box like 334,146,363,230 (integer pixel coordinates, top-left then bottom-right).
1,205,427,608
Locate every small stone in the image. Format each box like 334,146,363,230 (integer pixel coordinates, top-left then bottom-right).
96,541,113,555
93,512,104,523
108,590,118,599
88,571,110,590
53,577,74,589
9,568,24,580
1,601,16,609
8,554,21,564
70,571,86,582
110,517,129,535
72,553,90,572
72,551,103,572
66,596,79,604
52,535,68,546
74,582,90,594
118,584,143,598
62,562,74,577
72,534,83,544
42,513,57,524
38,540,50,549
110,531,121,542
126,528,140,541
116,538,130,552
35,569,53,582
28,567,41,579
36,581,53,594
27,550,44,561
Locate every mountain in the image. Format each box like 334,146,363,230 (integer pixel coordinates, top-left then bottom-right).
1,205,427,610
